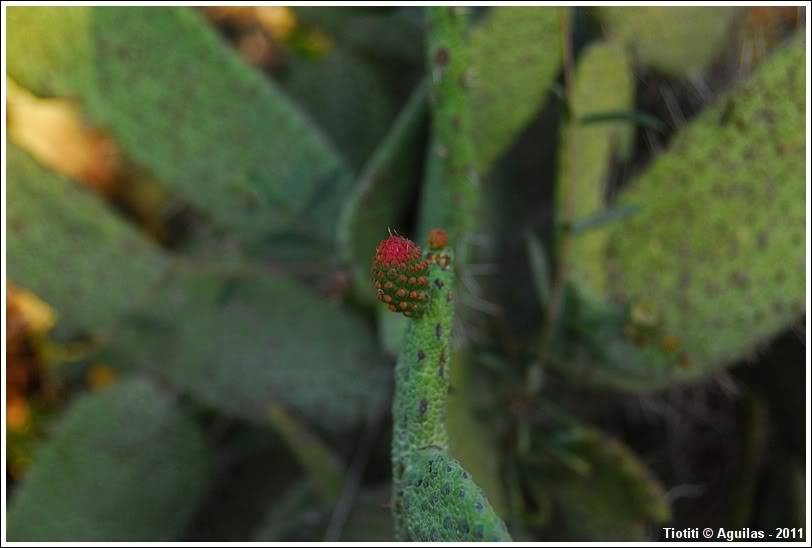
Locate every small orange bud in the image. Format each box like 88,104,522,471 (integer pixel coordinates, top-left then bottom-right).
427,228,449,250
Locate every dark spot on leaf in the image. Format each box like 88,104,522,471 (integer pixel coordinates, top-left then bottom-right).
774,269,786,284
434,278,444,289
417,349,426,361
474,524,484,540
458,69,471,89
730,271,749,288
435,323,442,340
419,399,428,416
434,47,449,67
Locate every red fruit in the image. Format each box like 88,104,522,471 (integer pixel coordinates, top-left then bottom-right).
372,235,429,317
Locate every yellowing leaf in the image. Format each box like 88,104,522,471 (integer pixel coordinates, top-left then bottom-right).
7,78,122,195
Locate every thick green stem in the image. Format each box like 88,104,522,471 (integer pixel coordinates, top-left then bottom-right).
425,6,479,247
391,256,455,537
388,246,510,541
386,8,511,541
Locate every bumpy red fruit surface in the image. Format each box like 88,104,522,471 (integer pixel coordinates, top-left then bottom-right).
372,235,430,317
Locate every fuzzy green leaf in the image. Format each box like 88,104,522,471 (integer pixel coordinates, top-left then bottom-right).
281,48,395,171
7,378,210,541
596,6,741,76
6,7,91,97
602,34,806,379
104,264,388,432
8,7,354,255
401,448,512,541
7,144,168,335
559,40,634,294
471,7,562,173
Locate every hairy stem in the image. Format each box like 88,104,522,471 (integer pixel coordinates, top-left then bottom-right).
425,6,479,249
384,243,511,541
391,256,455,538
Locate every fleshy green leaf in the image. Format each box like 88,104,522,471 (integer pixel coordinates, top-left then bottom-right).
6,7,91,97
281,48,395,171
7,144,168,335
596,6,741,76
471,7,562,173
7,378,210,541
104,264,389,431
603,34,805,378
558,40,634,294
8,7,354,255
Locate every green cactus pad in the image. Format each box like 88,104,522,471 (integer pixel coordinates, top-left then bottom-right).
281,48,395,170
7,144,168,335
420,6,562,241
384,236,511,540
391,256,456,514
6,7,91,97
8,7,353,255
471,7,562,173
401,448,511,541
103,264,389,432
603,34,805,380
560,40,634,293
596,6,741,76
525,418,671,540
7,378,210,541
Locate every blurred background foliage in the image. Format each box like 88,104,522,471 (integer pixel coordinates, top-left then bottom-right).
4,5,807,541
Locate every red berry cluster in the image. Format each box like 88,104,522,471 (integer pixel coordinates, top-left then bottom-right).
371,235,430,317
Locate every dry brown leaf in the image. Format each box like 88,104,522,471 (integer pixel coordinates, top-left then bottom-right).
7,78,122,194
